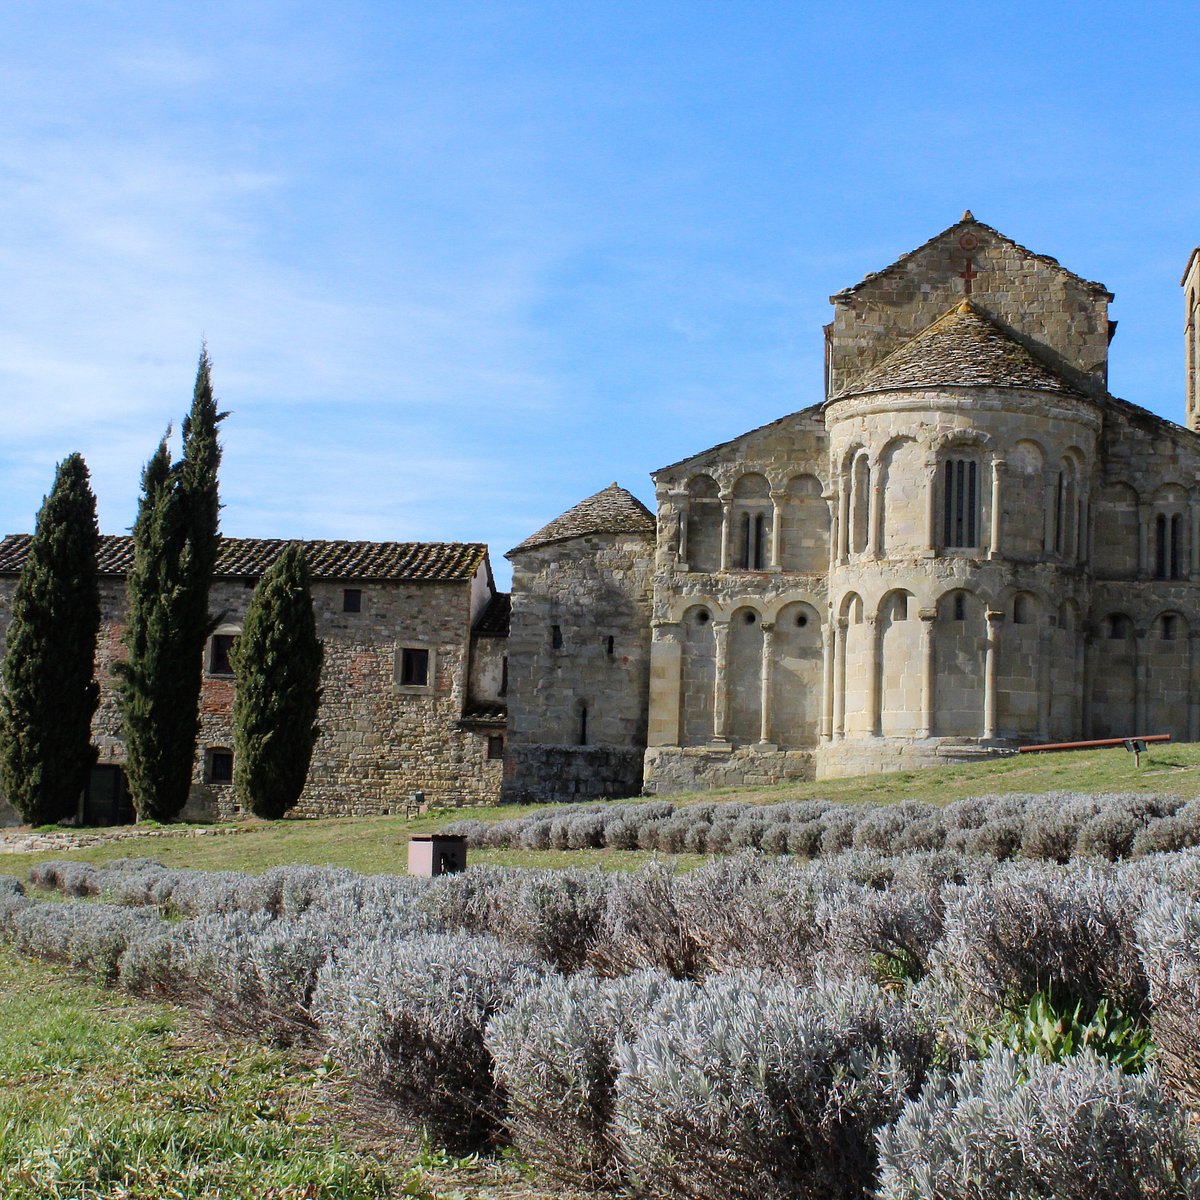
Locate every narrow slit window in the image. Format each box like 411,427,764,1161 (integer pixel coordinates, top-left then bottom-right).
551,624,563,649
1155,515,1168,579
953,593,966,622
500,656,508,696
606,635,615,656
578,703,588,746
753,513,766,569
1171,514,1183,579
943,458,978,548
740,513,751,569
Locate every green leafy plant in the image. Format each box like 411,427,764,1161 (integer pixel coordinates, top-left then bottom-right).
974,989,1153,1074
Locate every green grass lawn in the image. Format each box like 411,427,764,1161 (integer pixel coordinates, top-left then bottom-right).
2,741,1197,882
0,946,571,1199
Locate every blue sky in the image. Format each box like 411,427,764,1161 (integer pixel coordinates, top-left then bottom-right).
2,2,1198,588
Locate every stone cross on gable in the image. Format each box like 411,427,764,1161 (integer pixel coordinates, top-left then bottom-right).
960,259,978,295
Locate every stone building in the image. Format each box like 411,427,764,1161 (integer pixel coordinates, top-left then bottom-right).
507,213,1200,797
0,535,509,822
502,485,655,803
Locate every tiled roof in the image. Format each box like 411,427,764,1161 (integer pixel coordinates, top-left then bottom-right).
832,212,1113,301
0,534,487,583
508,484,655,555
834,301,1084,399
474,592,511,636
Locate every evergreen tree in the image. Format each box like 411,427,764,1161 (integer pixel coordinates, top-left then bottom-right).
116,348,225,822
0,454,101,824
232,542,323,819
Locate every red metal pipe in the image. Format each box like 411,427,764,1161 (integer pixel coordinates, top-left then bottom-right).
1018,734,1172,754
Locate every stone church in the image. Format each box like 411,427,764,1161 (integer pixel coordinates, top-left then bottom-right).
4,211,1200,821
504,214,1200,800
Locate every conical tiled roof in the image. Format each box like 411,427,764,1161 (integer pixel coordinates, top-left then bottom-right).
508,483,655,555
834,301,1084,399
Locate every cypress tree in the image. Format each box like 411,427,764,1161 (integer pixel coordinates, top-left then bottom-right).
232,542,323,819
0,454,101,825
116,347,225,822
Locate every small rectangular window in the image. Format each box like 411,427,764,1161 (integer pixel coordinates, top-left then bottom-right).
207,748,234,785
343,588,362,613
487,735,505,760
209,634,237,676
551,624,563,649
400,647,430,686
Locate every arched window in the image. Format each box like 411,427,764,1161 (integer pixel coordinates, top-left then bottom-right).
942,456,979,548
1171,513,1184,579
732,473,771,571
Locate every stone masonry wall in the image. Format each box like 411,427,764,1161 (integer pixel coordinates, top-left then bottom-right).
0,572,504,823
826,217,1113,399
503,530,655,803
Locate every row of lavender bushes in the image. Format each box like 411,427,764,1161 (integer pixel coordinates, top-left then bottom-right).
4,850,1200,1198
439,791,1200,862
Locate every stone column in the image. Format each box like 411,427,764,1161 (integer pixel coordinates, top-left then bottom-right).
1073,628,1087,740
838,473,850,564
989,458,1006,559
769,491,785,570
758,622,776,746
646,623,684,747
864,614,881,737
1134,629,1148,734
1082,630,1096,739
824,490,839,573
657,488,685,570
711,619,730,743
1036,625,1052,741
983,610,1002,739
833,617,848,739
821,615,835,742
923,456,938,557
719,494,733,572
1078,487,1091,566
675,491,690,565
1138,502,1152,578
1191,498,1200,580
918,607,936,738
868,469,884,559
1190,631,1200,742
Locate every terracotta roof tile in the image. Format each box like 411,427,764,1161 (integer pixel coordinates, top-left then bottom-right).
508,484,655,555
834,301,1084,399
0,534,487,583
